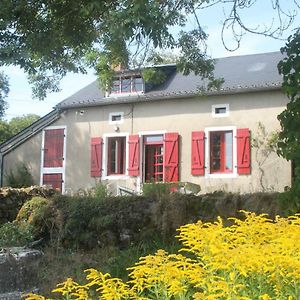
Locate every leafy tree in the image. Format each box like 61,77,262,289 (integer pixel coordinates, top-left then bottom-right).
0,114,40,144
0,0,298,100
9,114,40,136
277,29,300,212
0,72,9,119
0,120,12,143
277,29,300,166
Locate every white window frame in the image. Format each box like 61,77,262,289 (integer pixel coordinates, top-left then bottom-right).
205,126,237,179
137,130,167,188
109,112,124,125
102,132,129,180
109,76,144,97
212,103,230,118
40,125,67,193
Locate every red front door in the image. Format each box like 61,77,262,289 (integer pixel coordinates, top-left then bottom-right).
145,144,163,182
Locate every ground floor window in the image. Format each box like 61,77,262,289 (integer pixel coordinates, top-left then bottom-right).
210,131,233,174
107,136,126,175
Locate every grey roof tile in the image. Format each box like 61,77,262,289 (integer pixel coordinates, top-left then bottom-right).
56,51,283,109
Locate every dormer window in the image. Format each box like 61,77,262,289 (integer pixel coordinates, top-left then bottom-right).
110,76,144,95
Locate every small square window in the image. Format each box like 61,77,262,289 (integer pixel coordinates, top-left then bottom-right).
212,104,229,118
112,115,121,122
109,112,124,124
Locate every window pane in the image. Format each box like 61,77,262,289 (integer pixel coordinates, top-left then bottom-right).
110,139,117,173
112,114,121,122
210,130,233,173
210,133,221,172
144,135,163,143
121,78,131,93
119,138,125,174
225,132,233,170
215,107,227,114
108,137,126,175
132,77,143,92
112,80,120,93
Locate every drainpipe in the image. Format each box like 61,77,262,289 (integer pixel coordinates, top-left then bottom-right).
0,152,3,187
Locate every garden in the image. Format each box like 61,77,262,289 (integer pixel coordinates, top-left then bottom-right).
0,183,299,299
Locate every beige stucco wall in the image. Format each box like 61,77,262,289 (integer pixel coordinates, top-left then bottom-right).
2,133,42,186
2,89,291,194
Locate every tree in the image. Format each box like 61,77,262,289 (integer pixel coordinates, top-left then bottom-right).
0,114,40,144
276,29,300,213
277,29,300,165
0,72,9,119
0,0,298,101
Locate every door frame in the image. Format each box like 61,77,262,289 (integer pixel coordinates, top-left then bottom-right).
40,125,67,192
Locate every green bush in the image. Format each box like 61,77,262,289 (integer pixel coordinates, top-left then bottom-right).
94,182,111,198
0,221,34,247
16,196,59,241
142,182,178,199
278,165,300,215
5,162,34,188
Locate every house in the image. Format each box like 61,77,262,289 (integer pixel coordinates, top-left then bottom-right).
0,51,291,194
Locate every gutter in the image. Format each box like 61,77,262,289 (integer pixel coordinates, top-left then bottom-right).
56,84,282,110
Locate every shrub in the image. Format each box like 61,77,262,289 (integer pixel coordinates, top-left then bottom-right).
0,221,34,247
278,166,300,215
26,212,300,300
5,162,34,188
16,196,60,242
94,182,111,198
142,182,178,199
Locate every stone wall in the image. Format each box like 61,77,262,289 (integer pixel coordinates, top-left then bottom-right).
0,247,42,299
0,186,57,224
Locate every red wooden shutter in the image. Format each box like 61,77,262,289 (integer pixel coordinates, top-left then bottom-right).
128,135,140,176
237,128,251,175
43,173,63,191
43,129,65,167
191,131,205,175
91,137,103,177
164,132,179,182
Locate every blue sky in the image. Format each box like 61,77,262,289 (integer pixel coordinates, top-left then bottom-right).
2,1,299,120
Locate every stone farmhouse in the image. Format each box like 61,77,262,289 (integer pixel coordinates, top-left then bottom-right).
0,51,291,194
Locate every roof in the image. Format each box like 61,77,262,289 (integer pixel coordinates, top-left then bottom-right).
56,51,284,109
0,110,60,155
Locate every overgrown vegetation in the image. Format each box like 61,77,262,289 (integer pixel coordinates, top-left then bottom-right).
0,221,34,247
27,212,300,299
5,162,34,188
277,29,300,213
0,189,296,296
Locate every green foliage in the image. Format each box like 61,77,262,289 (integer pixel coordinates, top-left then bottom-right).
277,29,300,163
0,120,12,143
277,29,300,211
8,114,40,135
16,196,63,247
0,114,40,144
5,162,34,188
94,182,111,199
142,182,176,199
0,72,9,119
141,68,167,85
0,221,34,247
0,0,236,101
